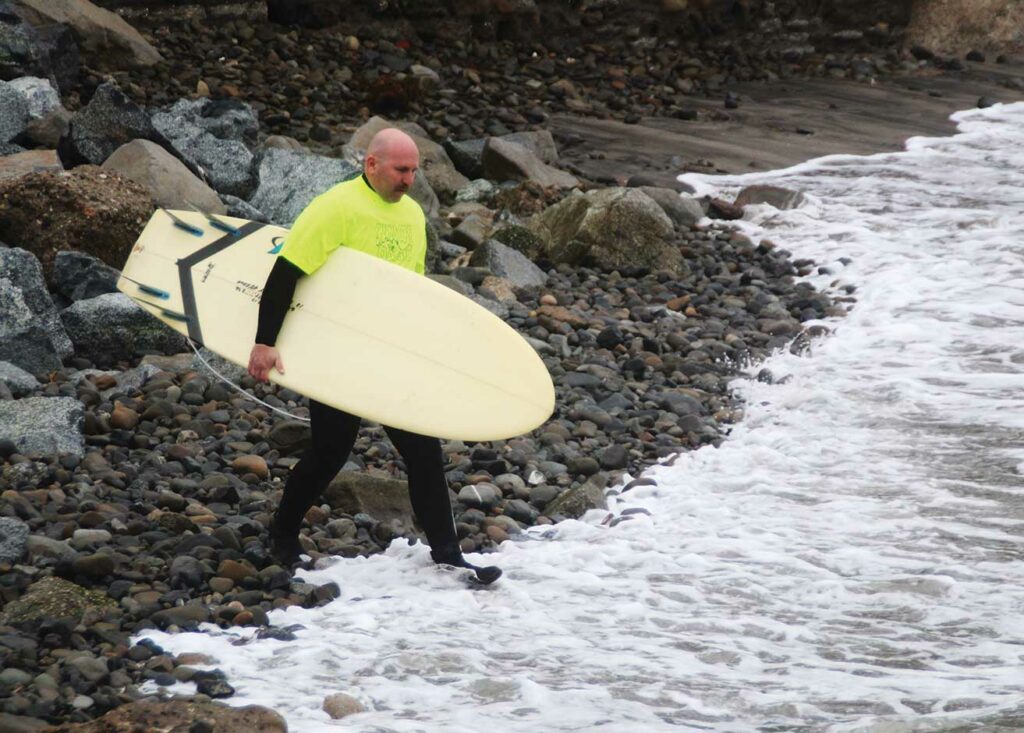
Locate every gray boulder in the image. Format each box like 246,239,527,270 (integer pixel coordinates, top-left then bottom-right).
152,99,257,198
23,106,71,148
323,472,418,536
734,184,806,210
6,76,61,119
469,239,547,290
0,4,79,93
61,292,189,367
52,250,120,303
482,137,578,189
0,281,61,372
0,396,84,457
445,130,559,181
530,188,680,273
638,187,705,229
0,361,39,397
0,517,29,564
0,248,72,360
221,194,268,222
57,82,181,169
0,80,29,143
101,139,225,214
249,149,360,225
500,130,559,164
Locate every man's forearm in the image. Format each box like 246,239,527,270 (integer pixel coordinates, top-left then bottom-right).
255,257,304,346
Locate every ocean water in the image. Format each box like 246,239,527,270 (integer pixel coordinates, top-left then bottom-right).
139,102,1024,732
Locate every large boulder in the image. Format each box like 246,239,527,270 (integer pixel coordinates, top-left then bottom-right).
0,517,28,564
0,247,72,364
482,137,578,189
57,82,182,169
637,186,705,228
0,165,152,278
469,239,547,290
61,293,189,367
544,474,608,520
15,0,161,71
151,98,258,198
323,472,417,536
0,79,29,142
40,700,287,733
101,139,226,214
347,116,469,204
52,249,119,303
530,187,680,273
247,148,360,225
0,396,83,456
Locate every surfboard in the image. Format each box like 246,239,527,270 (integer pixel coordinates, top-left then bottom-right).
116,209,555,441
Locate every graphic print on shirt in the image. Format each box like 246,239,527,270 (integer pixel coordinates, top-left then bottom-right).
376,222,413,264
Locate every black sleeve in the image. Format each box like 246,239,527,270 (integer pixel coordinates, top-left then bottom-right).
255,257,304,347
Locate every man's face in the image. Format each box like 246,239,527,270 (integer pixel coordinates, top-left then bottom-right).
366,147,419,203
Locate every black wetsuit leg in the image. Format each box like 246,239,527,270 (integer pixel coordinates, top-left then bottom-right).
274,400,361,537
383,425,461,562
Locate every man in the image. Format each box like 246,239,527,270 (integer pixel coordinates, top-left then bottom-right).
248,128,501,585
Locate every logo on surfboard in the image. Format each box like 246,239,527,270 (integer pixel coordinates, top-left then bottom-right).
268,236,285,254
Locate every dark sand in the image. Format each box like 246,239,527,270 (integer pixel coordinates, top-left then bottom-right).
552,60,1024,188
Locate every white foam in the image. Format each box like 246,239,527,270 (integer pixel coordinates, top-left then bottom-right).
138,103,1024,732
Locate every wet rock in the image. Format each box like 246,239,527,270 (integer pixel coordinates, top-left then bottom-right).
545,474,608,519
323,472,417,535
637,186,705,228
60,293,189,367
322,692,366,719
0,396,83,457
102,139,225,214
734,185,806,210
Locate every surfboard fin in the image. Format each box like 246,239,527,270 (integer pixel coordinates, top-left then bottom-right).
162,208,205,236
120,276,170,300
188,203,241,236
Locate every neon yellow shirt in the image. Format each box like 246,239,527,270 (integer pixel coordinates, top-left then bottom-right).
279,175,427,275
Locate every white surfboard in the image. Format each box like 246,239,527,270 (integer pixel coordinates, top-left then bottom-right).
117,209,555,441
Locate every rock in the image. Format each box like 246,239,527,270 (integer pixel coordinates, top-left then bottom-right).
530,188,680,273
0,149,62,182
0,248,72,370
52,250,120,302
6,75,60,119
323,472,417,535
0,79,30,142
60,293,189,367
0,576,115,625
0,361,38,397
22,106,71,148
457,483,500,510
0,396,83,456
469,239,547,289
322,692,365,719
39,700,287,732
57,82,180,169
0,517,29,564
101,139,226,214
152,99,258,198
490,224,545,259
0,165,153,278
247,148,359,225
231,454,268,479
482,137,578,189
169,555,206,589
15,0,162,70
448,213,490,250
0,712,49,732
267,419,311,454
444,138,486,179
637,187,705,228
71,552,115,578
734,185,806,210
544,474,608,519
499,130,559,164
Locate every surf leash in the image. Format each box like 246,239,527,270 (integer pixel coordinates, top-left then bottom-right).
186,338,311,424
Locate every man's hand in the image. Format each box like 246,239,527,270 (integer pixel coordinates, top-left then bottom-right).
248,344,284,382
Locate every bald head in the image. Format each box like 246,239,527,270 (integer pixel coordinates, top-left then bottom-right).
364,128,420,203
